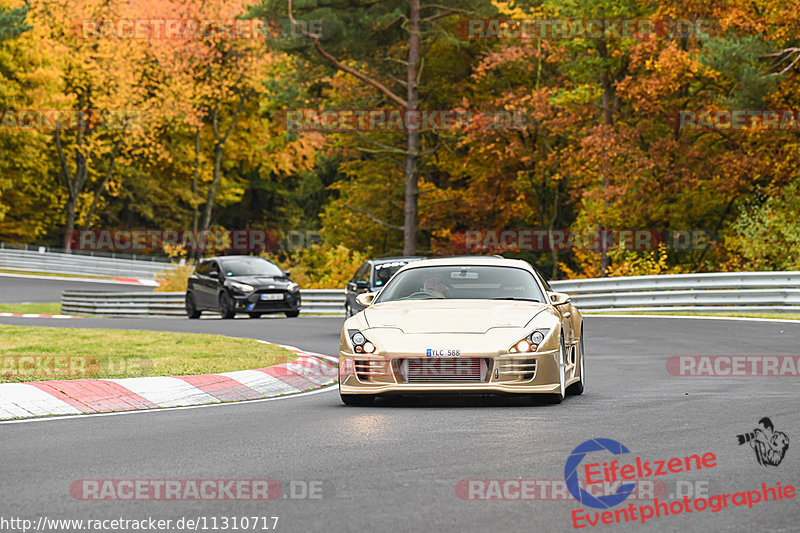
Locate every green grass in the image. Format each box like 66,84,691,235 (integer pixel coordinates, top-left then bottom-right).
0,325,299,382
584,311,800,320
0,303,65,315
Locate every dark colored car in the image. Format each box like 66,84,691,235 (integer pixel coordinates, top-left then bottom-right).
185,256,301,319
344,256,424,317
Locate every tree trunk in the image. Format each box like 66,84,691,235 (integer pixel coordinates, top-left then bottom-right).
200,95,246,230
403,0,421,255
598,45,615,277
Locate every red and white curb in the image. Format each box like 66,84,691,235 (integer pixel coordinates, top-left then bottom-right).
0,343,338,420
0,272,159,286
0,313,83,319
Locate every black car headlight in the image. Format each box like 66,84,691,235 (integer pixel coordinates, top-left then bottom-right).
229,281,255,293
509,328,550,353
287,282,300,292
348,329,375,354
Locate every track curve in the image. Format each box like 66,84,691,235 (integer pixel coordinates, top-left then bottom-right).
1,315,799,532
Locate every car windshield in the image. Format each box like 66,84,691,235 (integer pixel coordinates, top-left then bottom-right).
220,258,283,277
373,261,412,287
374,265,545,303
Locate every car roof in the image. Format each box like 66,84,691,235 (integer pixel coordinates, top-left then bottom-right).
368,256,425,265
399,255,535,271
202,255,270,262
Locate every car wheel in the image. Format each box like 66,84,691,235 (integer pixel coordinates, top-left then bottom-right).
218,292,236,319
285,310,300,318
185,293,201,319
345,303,353,318
567,327,585,396
541,335,566,404
248,313,262,319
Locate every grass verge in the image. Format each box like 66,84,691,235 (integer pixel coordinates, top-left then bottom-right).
584,311,800,320
0,325,298,382
0,303,65,315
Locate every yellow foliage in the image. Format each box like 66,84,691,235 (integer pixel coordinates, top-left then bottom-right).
154,262,195,292
266,245,367,289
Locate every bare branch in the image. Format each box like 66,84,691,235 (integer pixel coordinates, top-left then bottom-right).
288,0,408,108
764,47,800,76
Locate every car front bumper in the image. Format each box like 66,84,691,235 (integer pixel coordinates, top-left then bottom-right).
339,350,566,396
231,291,301,312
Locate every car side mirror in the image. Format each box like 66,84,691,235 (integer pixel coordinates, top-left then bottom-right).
548,291,570,306
209,271,219,279
283,270,291,278
355,280,369,290
356,292,377,307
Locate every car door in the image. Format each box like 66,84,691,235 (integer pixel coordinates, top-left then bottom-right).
196,260,220,309
346,262,370,309
539,270,574,345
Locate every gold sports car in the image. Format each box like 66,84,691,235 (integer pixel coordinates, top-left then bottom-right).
338,256,584,405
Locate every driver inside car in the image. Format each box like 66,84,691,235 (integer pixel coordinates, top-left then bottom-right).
422,274,449,298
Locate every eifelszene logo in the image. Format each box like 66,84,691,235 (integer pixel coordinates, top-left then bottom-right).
565,438,636,508
736,417,789,466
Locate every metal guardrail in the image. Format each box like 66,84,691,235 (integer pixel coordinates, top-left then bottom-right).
60,271,800,318
61,289,346,317
549,272,800,312
0,248,176,279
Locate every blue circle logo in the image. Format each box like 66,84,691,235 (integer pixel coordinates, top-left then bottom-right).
565,438,636,509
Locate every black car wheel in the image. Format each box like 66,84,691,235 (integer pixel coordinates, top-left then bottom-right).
218,292,236,319
248,313,262,319
185,293,201,319
285,310,300,318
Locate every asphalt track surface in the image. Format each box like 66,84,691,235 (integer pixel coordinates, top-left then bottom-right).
2,313,800,531
0,275,154,303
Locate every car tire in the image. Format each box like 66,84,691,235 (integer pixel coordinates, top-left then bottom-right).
567,327,585,396
248,313,262,319
218,292,236,319
540,335,566,404
285,310,300,318
345,303,353,318
185,293,201,319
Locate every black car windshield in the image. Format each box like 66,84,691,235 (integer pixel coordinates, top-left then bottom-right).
220,258,283,277
373,261,412,287
374,265,545,302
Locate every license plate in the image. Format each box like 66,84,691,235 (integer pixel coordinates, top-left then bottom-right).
260,293,283,301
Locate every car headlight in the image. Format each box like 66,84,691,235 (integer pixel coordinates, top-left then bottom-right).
348,329,375,354
287,282,299,292
509,328,550,353
229,281,255,293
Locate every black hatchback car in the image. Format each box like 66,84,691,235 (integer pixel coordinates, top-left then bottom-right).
344,256,424,316
185,256,301,319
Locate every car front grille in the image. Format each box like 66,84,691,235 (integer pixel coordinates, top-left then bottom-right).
401,357,486,382
497,358,537,380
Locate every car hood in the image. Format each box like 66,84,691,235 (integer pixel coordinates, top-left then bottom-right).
226,275,290,288
363,299,547,334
